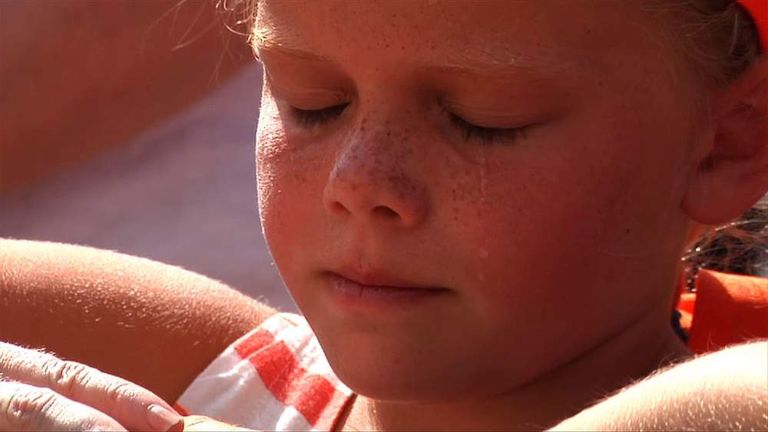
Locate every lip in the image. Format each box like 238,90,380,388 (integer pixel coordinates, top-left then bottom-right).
325,269,450,309
331,267,443,290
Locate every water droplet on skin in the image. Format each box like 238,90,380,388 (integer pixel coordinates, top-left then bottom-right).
477,148,490,283
478,148,488,203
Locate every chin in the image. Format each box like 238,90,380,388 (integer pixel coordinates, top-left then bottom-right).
336,368,467,402
321,338,520,403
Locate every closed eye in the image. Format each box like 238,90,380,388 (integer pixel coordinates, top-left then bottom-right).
287,103,527,145
289,104,348,128
449,113,527,144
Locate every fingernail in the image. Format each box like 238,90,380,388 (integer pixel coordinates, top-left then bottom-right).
147,404,184,432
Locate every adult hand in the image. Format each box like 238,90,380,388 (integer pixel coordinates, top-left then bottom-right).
183,415,255,431
0,341,183,431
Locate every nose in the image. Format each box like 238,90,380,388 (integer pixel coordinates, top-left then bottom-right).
322,131,428,228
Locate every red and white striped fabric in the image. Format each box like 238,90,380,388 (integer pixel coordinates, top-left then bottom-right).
175,313,355,431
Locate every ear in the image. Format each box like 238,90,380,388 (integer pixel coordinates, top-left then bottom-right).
683,58,768,225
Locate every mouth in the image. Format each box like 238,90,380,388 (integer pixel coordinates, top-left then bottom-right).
324,269,450,308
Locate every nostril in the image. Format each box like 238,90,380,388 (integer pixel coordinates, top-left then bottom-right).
330,201,349,214
373,205,399,220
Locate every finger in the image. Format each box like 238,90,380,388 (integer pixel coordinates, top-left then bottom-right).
0,342,183,432
183,415,255,431
0,380,127,431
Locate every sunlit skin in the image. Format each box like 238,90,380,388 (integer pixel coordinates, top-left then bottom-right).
253,1,709,429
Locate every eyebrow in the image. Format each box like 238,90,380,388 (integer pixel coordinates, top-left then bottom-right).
254,39,334,63
253,35,570,78
252,26,336,63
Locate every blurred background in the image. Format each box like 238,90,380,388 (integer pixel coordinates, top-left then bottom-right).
0,0,294,311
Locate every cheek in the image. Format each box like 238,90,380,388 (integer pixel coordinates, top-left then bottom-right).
482,94,694,256
453,99,695,323
256,122,329,273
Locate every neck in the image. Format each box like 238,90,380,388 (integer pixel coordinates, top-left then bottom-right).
339,304,691,431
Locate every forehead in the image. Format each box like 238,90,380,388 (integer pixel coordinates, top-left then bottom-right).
253,0,657,75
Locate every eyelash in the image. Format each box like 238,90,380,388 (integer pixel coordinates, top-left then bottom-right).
291,104,348,128
448,113,527,144
289,104,527,144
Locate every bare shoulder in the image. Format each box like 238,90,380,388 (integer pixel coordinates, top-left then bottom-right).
551,341,768,431
0,239,277,403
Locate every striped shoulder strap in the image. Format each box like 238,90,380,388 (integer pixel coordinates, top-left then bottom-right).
176,313,355,431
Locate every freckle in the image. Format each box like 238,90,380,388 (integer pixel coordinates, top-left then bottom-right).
292,171,308,185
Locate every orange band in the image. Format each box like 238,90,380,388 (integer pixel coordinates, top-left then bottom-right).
738,0,768,51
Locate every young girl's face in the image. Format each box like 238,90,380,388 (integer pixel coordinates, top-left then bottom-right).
255,1,705,400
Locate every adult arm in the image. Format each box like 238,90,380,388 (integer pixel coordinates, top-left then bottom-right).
0,239,276,404
0,1,251,195
551,340,768,431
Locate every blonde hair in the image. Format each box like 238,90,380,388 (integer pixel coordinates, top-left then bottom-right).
684,196,768,279
664,0,762,86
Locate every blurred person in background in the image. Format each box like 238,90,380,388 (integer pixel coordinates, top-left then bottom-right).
0,0,292,311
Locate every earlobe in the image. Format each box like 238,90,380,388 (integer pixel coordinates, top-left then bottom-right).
683,58,768,225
